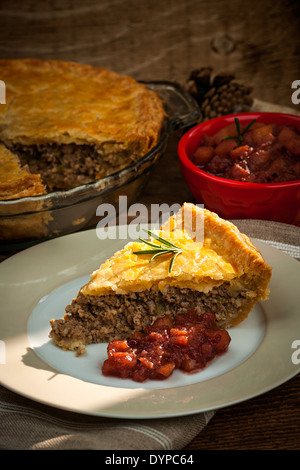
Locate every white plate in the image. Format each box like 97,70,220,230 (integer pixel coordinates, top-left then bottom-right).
0,228,299,419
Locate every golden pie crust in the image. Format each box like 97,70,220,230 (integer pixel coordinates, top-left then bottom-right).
81,203,272,327
0,58,165,149
0,144,52,241
0,144,46,200
49,205,271,354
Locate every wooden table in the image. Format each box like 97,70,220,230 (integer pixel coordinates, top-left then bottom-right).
0,0,299,450
0,0,300,112
185,373,300,450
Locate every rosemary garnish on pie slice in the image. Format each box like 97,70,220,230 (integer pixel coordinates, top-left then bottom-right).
133,229,183,273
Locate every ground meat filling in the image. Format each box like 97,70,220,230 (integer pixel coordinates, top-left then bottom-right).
6,142,139,190
49,284,251,348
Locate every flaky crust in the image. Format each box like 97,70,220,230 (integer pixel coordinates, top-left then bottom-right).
81,203,272,327
164,203,272,325
0,59,165,148
0,144,46,199
0,144,51,240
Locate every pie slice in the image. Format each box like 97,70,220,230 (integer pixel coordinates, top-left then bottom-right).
0,58,166,191
0,144,46,200
0,144,52,241
49,203,272,355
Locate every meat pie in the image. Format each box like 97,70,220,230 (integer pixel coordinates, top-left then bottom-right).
49,204,272,356
0,59,166,192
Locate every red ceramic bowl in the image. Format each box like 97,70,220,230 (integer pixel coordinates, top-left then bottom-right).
178,112,300,225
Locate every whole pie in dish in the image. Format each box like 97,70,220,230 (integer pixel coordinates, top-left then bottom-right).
49,203,272,355
0,59,166,192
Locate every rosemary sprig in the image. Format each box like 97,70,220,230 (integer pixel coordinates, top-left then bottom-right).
133,229,183,273
222,117,257,147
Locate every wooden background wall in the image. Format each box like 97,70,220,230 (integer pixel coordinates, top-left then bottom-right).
0,0,299,109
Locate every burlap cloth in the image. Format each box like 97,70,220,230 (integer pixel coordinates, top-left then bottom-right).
0,219,299,450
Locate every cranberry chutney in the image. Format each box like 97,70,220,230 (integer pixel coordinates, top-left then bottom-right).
102,310,231,382
191,119,300,183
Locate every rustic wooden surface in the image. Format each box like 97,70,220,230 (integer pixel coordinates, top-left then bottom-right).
0,0,299,450
0,0,300,109
185,373,300,450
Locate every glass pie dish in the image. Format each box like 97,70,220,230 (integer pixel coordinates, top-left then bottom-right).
0,81,200,249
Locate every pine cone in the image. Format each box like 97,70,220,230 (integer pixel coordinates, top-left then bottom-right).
186,68,253,121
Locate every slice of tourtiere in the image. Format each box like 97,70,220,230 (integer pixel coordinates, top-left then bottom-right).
49,203,272,355
0,144,46,200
